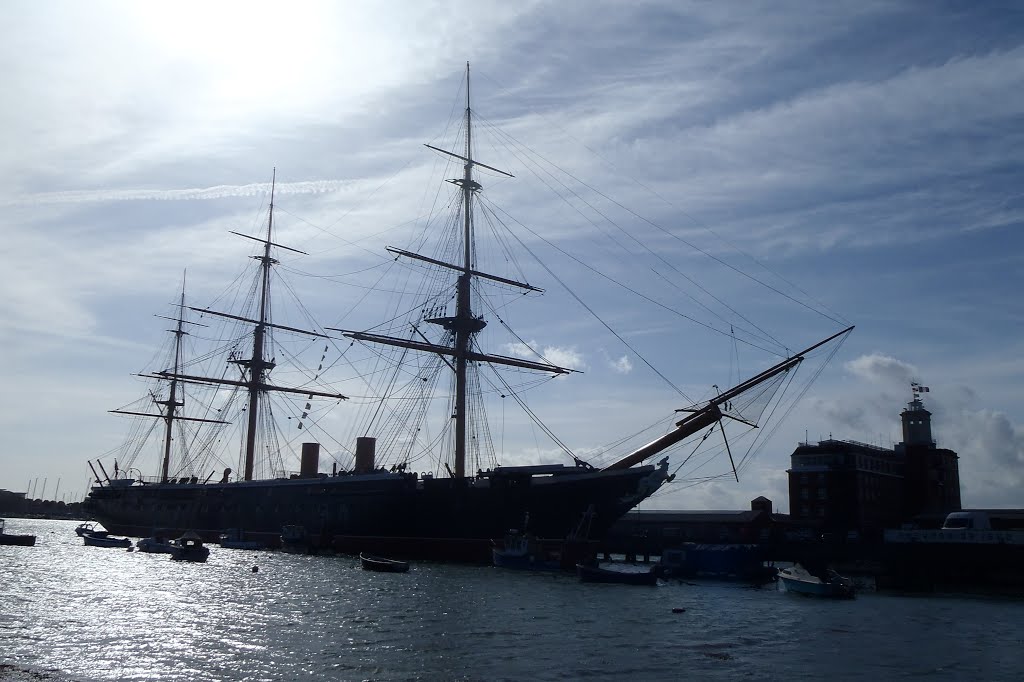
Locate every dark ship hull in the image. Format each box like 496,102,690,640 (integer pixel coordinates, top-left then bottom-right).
84,461,668,561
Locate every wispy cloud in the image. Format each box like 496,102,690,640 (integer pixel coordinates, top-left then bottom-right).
3,180,358,207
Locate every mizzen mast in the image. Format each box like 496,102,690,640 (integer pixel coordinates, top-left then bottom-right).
110,274,227,482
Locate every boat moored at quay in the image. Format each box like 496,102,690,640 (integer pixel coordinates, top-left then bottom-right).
84,64,851,561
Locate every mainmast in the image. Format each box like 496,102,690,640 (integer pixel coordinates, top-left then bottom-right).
453,62,477,478
337,63,572,479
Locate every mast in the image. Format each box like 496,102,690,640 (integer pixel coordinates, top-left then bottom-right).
239,169,278,481
159,277,188,482
335,63,566,479
152,169,347,482
110,273,227,481
454,62,475,478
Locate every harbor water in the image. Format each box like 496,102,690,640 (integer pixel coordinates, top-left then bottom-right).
2,519,1023,681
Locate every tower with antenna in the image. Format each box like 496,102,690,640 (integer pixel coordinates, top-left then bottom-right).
896,382,961,517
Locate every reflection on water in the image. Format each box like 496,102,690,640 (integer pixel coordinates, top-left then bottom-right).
2,519,1023,681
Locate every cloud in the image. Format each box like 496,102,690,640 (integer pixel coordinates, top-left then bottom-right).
934,397,1024,508
504,341,585,371
610,354,633,374
845,353,918,386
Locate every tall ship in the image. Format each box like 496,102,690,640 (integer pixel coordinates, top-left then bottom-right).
84,65,852,559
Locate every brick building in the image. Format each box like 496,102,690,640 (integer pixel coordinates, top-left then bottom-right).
787,390,960,538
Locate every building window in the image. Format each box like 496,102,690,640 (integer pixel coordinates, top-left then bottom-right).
818,488,827,500
801,488,809,500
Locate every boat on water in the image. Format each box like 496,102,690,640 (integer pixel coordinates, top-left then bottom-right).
136,534,174,553
75,522,102,537
492,530,564,571
218,528,264,551
658,543,777,584
360,553,410,573
82,64,852,562
493,508,599,571
577,563,659,586
281,525,320,554
76,521,131,547
778,564,855,599
168,532,210,562
0,519,36,546
82,531,132,548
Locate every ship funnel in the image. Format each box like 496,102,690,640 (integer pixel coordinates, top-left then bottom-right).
300,443,320,478
355,437,376,473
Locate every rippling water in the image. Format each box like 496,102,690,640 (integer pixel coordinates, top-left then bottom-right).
2,519,1023,681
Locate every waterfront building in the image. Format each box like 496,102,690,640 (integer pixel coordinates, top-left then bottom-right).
0,489,29,515
787,389,961,538
605,497,786,554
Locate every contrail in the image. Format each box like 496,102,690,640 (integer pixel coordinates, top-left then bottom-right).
3,179,357,206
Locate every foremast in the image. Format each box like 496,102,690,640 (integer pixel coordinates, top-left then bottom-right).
336,63,573,478
154,170,347,481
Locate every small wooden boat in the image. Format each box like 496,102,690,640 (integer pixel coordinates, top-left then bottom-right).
360,552,410,573
169,531,210,562
577,563,659,586
778,564,855,599
0,519,36,546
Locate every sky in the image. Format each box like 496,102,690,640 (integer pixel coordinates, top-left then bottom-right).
1,0,1022,513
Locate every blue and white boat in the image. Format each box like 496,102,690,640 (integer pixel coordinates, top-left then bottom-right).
492,531,565,571
778,564,855,599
